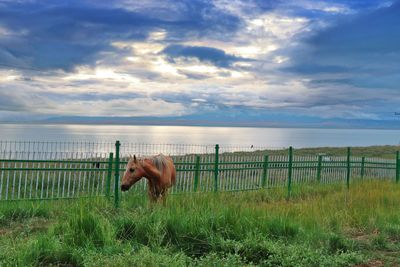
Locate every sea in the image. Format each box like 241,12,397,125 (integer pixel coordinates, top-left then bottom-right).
0,124,399,148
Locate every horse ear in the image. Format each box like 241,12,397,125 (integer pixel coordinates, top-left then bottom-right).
133,155,137,162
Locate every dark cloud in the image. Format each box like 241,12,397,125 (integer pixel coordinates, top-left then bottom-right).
151,91,223,107
162,45,251,68
321,0,393,10
308,78,352,86
309,2,400,56
252,0,281,11
286,1,400,89
177,70,211,80
0,0,242,71
284,64,352,74
259,0,392,22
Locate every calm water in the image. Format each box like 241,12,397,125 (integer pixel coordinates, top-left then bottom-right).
0,124,399,148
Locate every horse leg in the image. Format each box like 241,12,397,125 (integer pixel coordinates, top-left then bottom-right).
161,189,168,207
147,189,157,207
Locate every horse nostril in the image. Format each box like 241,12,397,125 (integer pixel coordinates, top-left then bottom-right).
121,184,129,191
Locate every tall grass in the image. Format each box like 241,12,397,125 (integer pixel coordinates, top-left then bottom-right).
0,202,50,225
1,180,399,266
244,145,400,159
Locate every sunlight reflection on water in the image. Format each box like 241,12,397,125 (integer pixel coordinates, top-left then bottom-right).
0,124,399,148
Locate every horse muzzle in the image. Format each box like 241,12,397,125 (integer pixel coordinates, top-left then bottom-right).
121,184,130,191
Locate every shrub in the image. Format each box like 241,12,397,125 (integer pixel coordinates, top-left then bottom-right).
327,234,350,253
213,236,275,264
83,245,189,267
383,224,400,241
371,234,388,249
193,253,249,267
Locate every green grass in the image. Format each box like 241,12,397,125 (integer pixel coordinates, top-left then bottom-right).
236,145,400,159
1,180,400,266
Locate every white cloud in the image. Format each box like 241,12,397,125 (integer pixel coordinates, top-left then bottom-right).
273,56,289,64
63,67,141,84
0,69,22,81
148,30,167,41
247,14,309,39
31,97,189,117
0,26,10,37
296,1,353,14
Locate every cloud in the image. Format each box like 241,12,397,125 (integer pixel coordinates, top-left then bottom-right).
0,91,28,112
0,0,399,126
284,64,352,74
0,0,242,71
310,2,400,57
266,0,400,123
286,1,400,89
42,98,189,117
0,83,190,117
162,44,251,68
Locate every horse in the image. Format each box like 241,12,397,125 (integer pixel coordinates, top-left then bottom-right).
121,154,176,205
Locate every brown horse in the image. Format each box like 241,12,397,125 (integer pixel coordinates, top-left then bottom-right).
121,154,176,205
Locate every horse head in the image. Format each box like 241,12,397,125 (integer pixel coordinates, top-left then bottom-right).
121,155,146,191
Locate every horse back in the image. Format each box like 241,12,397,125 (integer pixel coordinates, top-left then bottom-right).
166,156,176,186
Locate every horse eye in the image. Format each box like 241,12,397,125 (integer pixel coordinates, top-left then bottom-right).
129,168,135,173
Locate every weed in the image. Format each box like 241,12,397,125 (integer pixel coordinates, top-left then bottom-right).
53,206,113,248
24,235,83,266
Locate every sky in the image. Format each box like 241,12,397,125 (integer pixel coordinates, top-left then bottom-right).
0,0,399,127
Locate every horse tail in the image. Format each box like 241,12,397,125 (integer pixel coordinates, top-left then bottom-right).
168,156,176,185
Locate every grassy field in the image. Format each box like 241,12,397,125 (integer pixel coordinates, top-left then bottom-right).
1,180,400,266
239,145,400,159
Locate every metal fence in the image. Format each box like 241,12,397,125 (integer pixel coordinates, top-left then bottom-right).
1,141,399,206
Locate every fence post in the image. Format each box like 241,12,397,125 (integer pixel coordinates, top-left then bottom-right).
114,141,121,208
361,156,365,179
261,155,269,188
214,144,219,192
194,155,200,192
317,155,322,183
106,152,114,199
346,147,351,189
396,151,399,183
287,146,293,199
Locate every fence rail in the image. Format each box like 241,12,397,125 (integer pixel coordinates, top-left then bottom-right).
1,141,399,206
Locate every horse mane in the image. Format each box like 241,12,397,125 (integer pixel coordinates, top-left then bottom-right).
129,154,169,173
152,154,168,173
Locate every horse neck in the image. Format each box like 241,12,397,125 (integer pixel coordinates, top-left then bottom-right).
141,159,161,180
143,167,160,191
